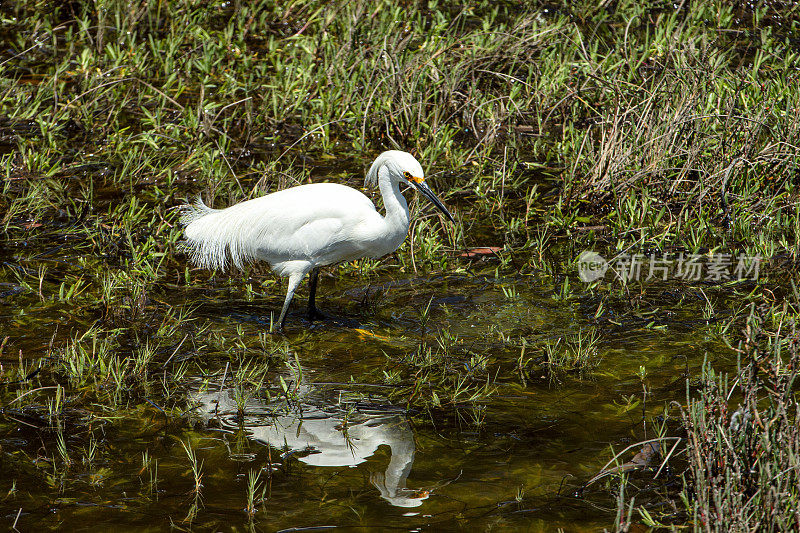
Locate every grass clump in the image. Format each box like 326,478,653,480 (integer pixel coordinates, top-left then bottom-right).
384,327,497,416
542,328,601,378
627,301,800,530
676,305,800,530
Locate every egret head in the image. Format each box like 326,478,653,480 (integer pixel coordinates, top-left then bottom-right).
365,150,424,187
365,150,456,224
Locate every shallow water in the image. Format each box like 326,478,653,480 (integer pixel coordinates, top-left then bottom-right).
0,110,738,530
0,246,736,530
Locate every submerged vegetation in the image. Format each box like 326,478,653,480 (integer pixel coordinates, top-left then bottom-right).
1,0,799,529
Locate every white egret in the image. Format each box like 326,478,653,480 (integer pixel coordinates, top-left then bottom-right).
180,150,455,329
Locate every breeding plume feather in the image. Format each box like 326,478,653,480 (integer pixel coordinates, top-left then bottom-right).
180,150,456,330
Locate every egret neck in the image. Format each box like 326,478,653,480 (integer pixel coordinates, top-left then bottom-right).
377,165,411,249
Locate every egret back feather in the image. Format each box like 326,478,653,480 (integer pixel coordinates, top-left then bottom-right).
180,184,381,273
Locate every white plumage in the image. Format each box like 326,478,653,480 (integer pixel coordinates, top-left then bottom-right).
180,150,455,329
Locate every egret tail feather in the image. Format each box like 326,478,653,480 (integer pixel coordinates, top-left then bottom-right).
179,197,259,271
179,196,216,225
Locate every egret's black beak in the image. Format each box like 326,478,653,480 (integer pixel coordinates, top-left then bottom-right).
410,179,456,224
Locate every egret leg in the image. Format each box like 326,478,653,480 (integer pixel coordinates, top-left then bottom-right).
307,267,325,320
277,271,306,330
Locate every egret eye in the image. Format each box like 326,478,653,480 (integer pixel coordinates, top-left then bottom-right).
403,171,411,178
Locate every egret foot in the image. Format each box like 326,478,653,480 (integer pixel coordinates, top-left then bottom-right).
316,313,362,329
307,305,329,322
303,308,362,329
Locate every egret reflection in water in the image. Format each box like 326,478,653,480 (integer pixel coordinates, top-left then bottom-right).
192,388,429,508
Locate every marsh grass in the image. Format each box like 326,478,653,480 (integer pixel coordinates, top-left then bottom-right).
2,0,797,273
691,308,800,527
542,328,601,378
625,300,800,530
377,325,498,416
